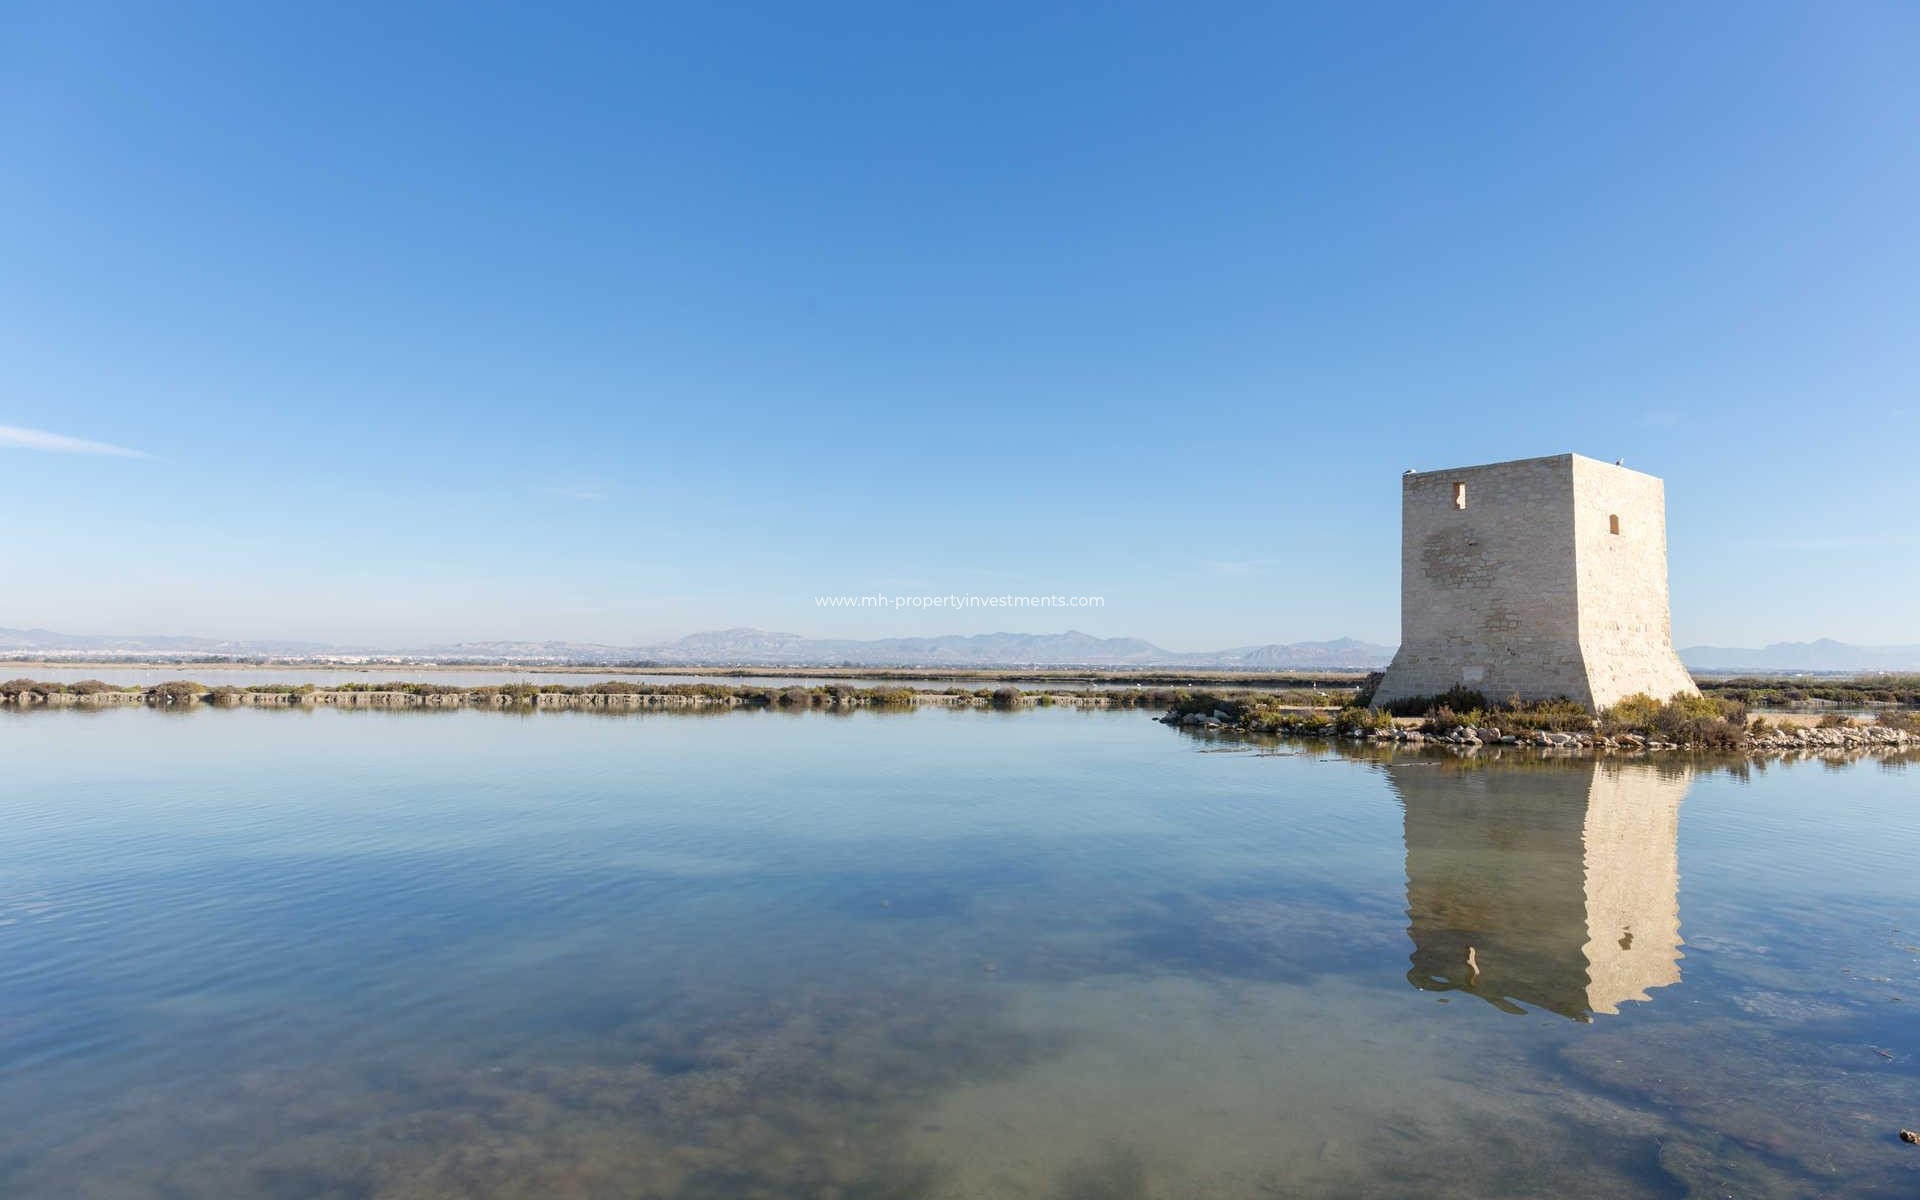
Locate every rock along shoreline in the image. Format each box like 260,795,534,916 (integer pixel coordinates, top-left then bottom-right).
1161,707,1918,756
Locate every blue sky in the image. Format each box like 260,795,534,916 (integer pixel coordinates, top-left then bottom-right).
4,2,1917,650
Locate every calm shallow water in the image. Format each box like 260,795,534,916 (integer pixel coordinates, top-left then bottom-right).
0,707,1915,1198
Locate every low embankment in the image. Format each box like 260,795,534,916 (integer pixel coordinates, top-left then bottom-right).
1161,686,1918,756
0,678,1192,714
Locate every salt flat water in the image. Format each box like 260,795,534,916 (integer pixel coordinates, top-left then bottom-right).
0,706,1915,1198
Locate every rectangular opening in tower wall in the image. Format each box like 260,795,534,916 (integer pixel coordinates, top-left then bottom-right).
1609,514,1621,535
1453,482,1466,509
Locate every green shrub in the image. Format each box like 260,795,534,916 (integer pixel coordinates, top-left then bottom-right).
989,686,1023,710
1435,685,1489,714
1672,717,1745,750
1702,674,1920,709
1491,696,1593,733
1604,693,1664,729
668,683,737,700
1382,685,1489,718
1334,705,1392,735
1600,691,1746,748
1422,705,1484,735
1168,692,1228,719
1877,710,1919,733
1130,688,1189,709
1663,692,1739,723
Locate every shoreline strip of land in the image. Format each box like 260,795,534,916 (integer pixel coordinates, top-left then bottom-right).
3,677,1914,759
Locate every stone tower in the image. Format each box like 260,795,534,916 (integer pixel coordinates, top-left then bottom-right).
1371,453,1697,711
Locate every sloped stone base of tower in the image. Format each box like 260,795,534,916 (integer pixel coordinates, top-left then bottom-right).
1576,640,1698,712
1373,644,1589,710
1371,642,1698,713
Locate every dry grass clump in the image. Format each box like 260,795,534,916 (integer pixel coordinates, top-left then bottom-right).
1600,692,1747,749
1875,709,1919,733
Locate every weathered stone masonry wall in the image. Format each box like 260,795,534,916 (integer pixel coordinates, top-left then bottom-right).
1571,457,1697,708
1373,456,1590,707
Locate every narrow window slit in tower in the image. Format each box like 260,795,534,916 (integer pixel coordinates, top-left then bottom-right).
1609,514,1621,535
1452,482,1466,509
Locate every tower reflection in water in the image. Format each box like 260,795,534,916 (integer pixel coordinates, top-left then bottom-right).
1388,758,1689,1020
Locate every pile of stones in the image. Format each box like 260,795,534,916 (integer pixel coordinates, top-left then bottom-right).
1745,722,1913,751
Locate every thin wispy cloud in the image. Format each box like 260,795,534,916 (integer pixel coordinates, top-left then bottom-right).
0,424,149,458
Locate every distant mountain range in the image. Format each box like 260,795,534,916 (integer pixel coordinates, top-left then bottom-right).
1677,639,1920,673
333,628,1402,669
3,626,1914,672
0,627,340,657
